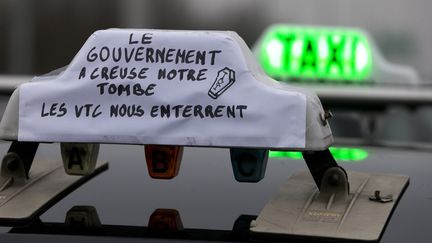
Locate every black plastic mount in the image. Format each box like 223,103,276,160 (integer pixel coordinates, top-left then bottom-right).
302,149,348,191
2,141,39,179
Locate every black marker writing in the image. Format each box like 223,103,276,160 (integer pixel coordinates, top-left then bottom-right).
129,33,153,45
158,68,207,81
86,46,221,66
110,104,144,117
96,82,156,96
41,102,67,117
150,104,247,119
75,104,102,118
79,66,149,80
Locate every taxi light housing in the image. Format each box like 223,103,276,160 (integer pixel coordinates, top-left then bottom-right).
256,25,373,82
148,208,184,231
145,145,183,179
230,148,268,182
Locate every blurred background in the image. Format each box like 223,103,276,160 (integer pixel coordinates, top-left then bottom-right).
0,2,430,239
1,0,432,143
0,0,431,79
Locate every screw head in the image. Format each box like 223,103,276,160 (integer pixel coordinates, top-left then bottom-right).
320,110,334,126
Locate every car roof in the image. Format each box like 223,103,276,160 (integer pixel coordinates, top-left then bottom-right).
0,102,431,243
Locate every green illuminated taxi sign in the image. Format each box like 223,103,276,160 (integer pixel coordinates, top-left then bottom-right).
269,147,369,162
257,25,373,82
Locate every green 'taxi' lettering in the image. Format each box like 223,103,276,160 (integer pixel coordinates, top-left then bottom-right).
258,25,373,82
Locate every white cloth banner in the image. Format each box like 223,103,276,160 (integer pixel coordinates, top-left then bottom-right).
18,29,307,149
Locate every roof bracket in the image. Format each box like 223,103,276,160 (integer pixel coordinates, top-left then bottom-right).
0,141,38,191
302,149,350,195
250,150,409,241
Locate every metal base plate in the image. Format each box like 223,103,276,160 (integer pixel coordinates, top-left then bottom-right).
0,159,108,225
250,170,409,242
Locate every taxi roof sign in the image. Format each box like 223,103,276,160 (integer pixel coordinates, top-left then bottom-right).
257,26,372,82
0,29,333,150
254,24,419,85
